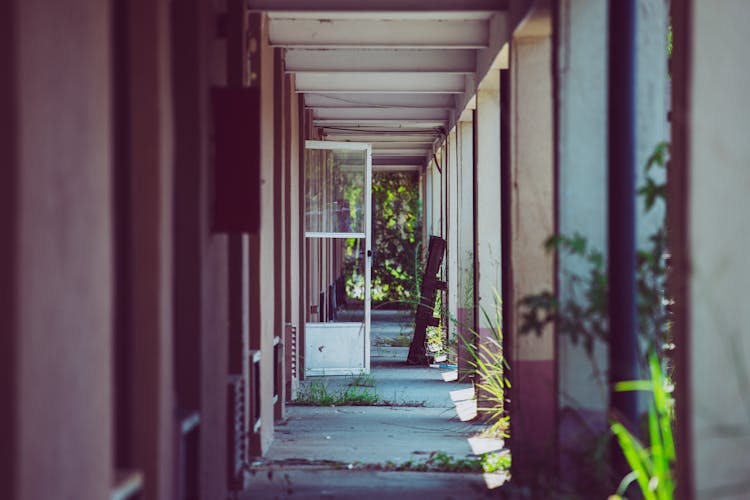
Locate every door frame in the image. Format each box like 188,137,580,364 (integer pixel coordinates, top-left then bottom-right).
304,140,372,375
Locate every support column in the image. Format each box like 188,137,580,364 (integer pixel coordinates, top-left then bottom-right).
456,119,475,379
446,129,459,347
509,30,556,471
423,167,433,240
248,12,277,455
474,87,502,389
127,1,176,498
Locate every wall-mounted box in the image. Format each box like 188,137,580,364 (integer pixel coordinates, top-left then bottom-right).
211,87,260,233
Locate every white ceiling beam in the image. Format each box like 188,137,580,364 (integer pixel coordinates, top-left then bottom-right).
252,1,509,12
313,119,445,128
285,49,476,73
370,141,435,149
321,133,436,143
296,72,466,93
372,148,429,155
269,19,489,49
313,107,447,120
304,93,454,109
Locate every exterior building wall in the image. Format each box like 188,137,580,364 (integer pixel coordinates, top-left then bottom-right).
682,1,750,496
554,0,669,479
509,29,556,469
1,2,114,499
555,0,610,472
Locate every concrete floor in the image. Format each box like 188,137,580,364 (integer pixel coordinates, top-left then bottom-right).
242,310,507,499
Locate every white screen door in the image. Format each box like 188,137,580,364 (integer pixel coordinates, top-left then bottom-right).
304,141,372,376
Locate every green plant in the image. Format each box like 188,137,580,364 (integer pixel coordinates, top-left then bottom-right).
481,451,511,473
519,142,671,363
344,172,422,305
381,452,484,473
292,379,380,406
610,351,675,500
514,143,673,497
373,333,412,347
348,373,376,388
465,290,510,439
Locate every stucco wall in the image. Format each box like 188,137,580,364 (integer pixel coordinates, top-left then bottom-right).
687,2,750,496
509,32,556,467
555,0,668,420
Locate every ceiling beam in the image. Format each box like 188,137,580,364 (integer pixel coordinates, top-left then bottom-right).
285,48,476,73
296,72,466,93
269,19,489,49
251,0,508,11
372,148,429,155
313,107,448,120
313,119,445,128
370,141,435,149
304,93,454,109
321,133,437,143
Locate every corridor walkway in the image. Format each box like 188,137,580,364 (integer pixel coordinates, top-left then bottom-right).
242,311,504,499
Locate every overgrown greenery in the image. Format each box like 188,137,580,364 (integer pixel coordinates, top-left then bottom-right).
292,378,380,406
519,141,671,363
469,292,511,439
515,143,673,498
611,352,675,500
344,172,422,306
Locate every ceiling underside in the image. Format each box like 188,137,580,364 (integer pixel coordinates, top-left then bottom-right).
253,1,511,170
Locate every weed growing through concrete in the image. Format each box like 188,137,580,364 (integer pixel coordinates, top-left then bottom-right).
382,452,483,473
292,379,380,406
373,333,412,347
348,373,376,388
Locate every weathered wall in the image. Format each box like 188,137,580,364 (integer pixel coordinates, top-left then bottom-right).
2,1,114,499
554,0,669,478
509,30,556,468
685,1,750,496
555,0,610,470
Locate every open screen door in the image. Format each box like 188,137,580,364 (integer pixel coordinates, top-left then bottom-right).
304,141,372,376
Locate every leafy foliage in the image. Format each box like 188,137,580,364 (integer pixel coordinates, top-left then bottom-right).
464,290,511,438
361,172,422,305
292,379,380,406
519,142,671,361
610,352,675,500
